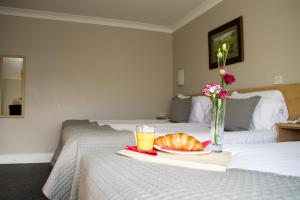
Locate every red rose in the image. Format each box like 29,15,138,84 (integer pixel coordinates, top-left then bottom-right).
219,89,228,100
223,74,236,85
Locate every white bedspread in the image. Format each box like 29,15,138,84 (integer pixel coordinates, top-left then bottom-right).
93,120,277,144
225,142,300,177
78,141,300,200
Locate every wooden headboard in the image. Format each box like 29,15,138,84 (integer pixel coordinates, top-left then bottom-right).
191,83,300,120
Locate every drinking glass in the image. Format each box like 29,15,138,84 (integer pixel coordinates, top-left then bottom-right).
135,125,155,151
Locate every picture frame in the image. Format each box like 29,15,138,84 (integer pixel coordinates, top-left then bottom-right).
208,16,244,70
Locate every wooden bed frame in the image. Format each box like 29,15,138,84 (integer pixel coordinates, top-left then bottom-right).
192,83,300,120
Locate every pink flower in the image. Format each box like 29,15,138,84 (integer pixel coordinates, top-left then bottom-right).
202,83,222,97
202,85,212,96
223,74,236,85
219,89,228,100
219,66,226,76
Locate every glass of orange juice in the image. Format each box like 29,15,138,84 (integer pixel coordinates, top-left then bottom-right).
136,125,155,151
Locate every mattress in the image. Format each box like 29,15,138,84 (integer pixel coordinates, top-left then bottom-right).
93,120,277,144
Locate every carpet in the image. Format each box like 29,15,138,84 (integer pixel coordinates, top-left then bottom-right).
0,163,52,200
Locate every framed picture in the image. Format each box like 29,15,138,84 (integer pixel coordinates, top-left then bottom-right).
208,16,244,70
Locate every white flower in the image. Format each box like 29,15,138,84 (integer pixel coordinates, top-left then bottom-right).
217,51,223,58
222,43,227,51
209,87,216,93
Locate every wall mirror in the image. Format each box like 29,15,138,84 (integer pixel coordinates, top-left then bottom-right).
0,55,25,118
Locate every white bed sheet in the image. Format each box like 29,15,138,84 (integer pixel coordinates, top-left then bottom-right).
92,120,277,144
225,142,300,177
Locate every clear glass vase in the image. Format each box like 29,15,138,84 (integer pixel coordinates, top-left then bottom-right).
210,97,226,152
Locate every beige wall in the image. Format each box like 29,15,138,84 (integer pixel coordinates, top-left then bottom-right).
0,15,173,154
173,0,300,95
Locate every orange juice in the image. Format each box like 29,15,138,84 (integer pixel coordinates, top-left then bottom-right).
136,132,155,151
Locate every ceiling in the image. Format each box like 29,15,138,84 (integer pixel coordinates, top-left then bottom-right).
0,0,222,32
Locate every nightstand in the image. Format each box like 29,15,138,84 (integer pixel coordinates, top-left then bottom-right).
276,123,300,142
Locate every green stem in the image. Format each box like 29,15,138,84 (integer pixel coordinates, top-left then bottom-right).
212,98,225,145
221,78,224,88
214,103,218,145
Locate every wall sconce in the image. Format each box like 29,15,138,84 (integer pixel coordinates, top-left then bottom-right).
177,69,184,86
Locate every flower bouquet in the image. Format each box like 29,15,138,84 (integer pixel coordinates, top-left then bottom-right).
203,44,236,152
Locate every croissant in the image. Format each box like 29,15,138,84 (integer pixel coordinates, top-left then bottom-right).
155,133,203,151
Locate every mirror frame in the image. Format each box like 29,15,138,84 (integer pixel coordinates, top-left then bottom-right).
0,55,25,118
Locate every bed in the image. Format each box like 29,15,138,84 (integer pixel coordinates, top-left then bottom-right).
43,121,299,200
43,83,300,200
43,123,300,200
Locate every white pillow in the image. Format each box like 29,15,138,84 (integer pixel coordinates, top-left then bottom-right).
231,90,286,102
189,96,212,124
177,94,190,99
231,90,289,130
249,98,287,130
